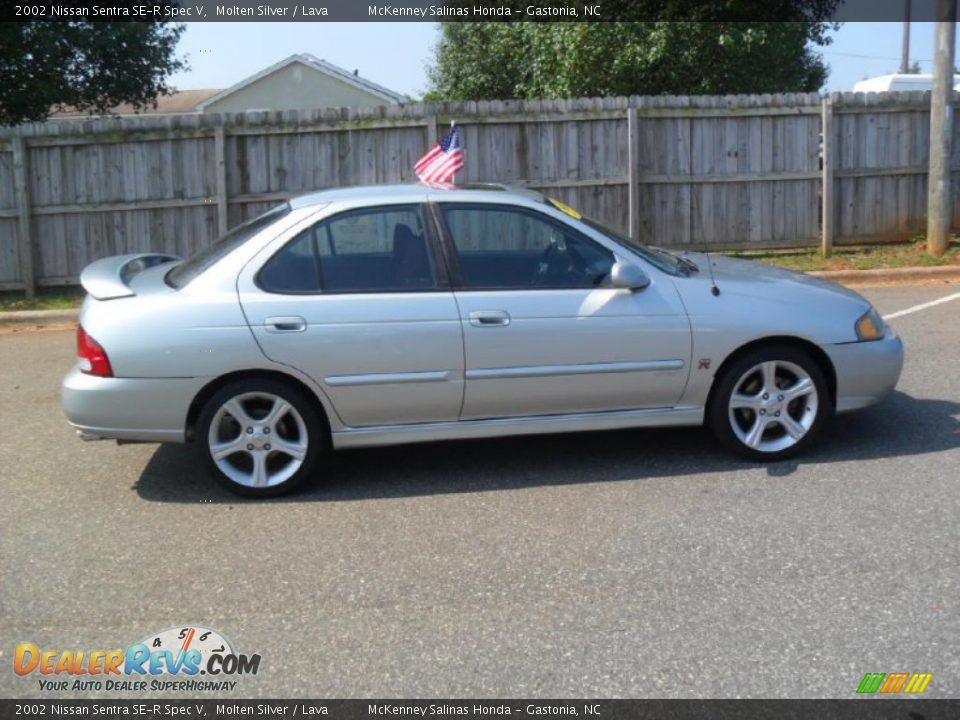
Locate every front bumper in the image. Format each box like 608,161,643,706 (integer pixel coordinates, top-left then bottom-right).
62,366,208,443
823,331,904,413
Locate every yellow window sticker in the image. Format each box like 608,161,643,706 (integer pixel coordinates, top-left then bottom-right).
548,198,582,220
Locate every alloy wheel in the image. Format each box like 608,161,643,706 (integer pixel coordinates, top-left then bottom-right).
727,360,819,454
206,391,308,488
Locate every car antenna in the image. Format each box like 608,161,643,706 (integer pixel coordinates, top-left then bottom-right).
706,249,720,296
694,193,720,296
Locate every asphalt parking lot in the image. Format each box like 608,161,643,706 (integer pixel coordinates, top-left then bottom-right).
1,283,959,699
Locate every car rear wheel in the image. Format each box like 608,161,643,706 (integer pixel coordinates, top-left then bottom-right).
709,345,831,461
197,379,324,497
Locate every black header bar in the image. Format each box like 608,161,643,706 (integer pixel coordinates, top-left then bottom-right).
1,0,955,23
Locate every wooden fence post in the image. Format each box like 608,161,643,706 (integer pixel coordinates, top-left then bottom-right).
821,97,834,258
11,134,35,298
425,112,438,148
214,125,229,236
627,107,640,242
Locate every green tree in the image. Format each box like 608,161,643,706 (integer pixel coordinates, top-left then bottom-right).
0,20,186,126
427,9,840,100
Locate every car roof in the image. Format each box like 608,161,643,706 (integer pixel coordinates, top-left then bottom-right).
288,182,546,209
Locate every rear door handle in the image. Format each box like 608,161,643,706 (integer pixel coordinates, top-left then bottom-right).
264,316,307,333
469,310,511,327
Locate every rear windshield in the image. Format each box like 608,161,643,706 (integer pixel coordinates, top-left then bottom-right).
166,204,291,289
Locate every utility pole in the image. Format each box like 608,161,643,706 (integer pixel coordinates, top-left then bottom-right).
900,0,911,74
926,3,956,257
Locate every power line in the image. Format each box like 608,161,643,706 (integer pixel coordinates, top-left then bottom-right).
822,50,933,62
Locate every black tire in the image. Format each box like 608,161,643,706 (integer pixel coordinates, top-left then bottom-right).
197,378,325,497
708,345,832,462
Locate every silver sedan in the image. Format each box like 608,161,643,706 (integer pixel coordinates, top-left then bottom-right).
62,184,903,496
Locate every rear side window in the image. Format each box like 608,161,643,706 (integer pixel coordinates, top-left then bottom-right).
257,205,440,294
166,204,291,289
257,230,320,293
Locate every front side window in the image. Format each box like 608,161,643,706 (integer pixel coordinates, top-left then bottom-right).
257,205,439,294
440,204,614,290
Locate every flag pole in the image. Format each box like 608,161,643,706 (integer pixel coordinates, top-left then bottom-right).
450,119,456,185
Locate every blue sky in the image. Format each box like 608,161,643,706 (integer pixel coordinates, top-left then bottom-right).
168,22,960,99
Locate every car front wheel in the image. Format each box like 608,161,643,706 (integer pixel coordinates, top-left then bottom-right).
709,346,832,461
197,379,324,497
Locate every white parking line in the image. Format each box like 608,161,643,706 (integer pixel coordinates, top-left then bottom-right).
882,291,960,320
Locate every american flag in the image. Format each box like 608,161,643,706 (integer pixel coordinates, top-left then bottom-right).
414,125,464,183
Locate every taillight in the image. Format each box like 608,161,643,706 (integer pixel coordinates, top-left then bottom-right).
77,325,113,377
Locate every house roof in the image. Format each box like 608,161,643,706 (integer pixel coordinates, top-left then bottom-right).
195,53,408,112
51,89,221,117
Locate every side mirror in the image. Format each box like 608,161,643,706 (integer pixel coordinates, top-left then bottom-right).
609,261,650,291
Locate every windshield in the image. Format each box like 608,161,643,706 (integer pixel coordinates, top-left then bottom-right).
166,204,291,289
574,215,690,276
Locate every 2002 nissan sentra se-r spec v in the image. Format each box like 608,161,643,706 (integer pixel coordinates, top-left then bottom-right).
63,184,903,497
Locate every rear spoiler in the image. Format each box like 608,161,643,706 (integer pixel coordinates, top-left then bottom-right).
79,253,181,300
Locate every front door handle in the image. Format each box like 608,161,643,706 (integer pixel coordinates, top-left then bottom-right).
265,316,307,333
469,310,511,327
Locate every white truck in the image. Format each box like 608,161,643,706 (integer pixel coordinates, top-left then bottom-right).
852,73,960,92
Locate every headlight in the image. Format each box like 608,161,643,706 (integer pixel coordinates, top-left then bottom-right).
855,308,885,341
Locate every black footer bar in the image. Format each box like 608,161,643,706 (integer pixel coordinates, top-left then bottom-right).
2,699,959,720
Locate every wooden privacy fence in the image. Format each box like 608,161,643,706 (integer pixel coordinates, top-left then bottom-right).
0,91,955,294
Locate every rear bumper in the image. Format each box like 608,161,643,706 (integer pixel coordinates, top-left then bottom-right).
62,366,207,443
824,331,904,413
